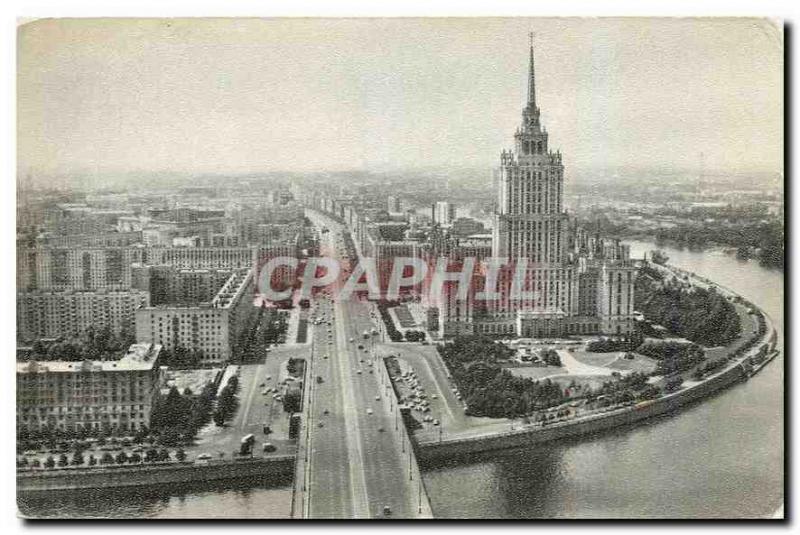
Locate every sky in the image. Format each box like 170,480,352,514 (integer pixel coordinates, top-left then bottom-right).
17,17,783,180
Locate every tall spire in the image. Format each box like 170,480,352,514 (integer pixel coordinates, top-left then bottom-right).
527,32,536,110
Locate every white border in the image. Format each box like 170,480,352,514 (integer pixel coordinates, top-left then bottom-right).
2,1,793,533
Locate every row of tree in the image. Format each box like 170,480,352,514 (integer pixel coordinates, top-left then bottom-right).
377,301,404,342
636,341,706,376
19,448,188,470
404,330,426,342
586,332,645,353
22,325,136,362
213,375,240,427
587,371,661,407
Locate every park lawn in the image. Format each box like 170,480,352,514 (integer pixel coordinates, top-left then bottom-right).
504,365,564,380
571,350,620,368
606,353,658,373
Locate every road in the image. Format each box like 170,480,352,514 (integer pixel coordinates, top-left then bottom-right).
194,344,308,459
303,212,425,519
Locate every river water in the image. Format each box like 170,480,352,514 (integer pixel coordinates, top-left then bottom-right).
18,241,784,519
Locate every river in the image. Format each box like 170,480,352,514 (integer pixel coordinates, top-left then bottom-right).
18,241,784,519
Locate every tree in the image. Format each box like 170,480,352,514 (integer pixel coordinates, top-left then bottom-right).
44,456,55,469
145,448,159,463
129,453,142,464
283,388,302,413
214,383,239,426
57,453,68,467
212,410,226,427
88,454,97,466
176,448,187,462
115,452,128,464
100,452,114,465
542,349,562,367
665,375,684,393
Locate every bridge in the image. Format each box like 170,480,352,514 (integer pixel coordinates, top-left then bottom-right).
291,212,432,519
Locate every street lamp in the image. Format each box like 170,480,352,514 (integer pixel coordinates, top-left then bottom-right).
418,478,422,514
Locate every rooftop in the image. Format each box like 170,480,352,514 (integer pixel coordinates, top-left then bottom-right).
17,343,162,374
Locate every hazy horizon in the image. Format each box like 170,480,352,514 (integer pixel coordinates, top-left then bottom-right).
18,18,783,184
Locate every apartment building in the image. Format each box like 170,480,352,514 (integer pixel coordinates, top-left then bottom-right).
17,343,164,433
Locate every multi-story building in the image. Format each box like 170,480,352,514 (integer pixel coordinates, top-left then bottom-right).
436,43,637,339
134,269,257,364
16,246,145,292
35,231,143,248
16,343,163,433
16,289,150,342
450,217,486,237
387,195,403,213
16,245,281,292
131,264,233,306
431,201,456,227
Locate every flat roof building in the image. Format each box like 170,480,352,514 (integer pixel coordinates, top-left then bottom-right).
17,343,164,434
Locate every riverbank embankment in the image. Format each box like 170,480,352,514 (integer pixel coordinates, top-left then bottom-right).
18,455,295,494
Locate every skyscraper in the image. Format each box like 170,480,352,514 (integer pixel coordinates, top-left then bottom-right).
437,40,637,339
492,43,568,264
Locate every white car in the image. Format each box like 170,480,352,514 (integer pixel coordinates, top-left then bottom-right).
366,408,373,415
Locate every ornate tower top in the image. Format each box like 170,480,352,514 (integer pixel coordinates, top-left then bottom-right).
527,33,537,111
523,33,540,131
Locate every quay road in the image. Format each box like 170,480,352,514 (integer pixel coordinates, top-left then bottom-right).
298,214,429,519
